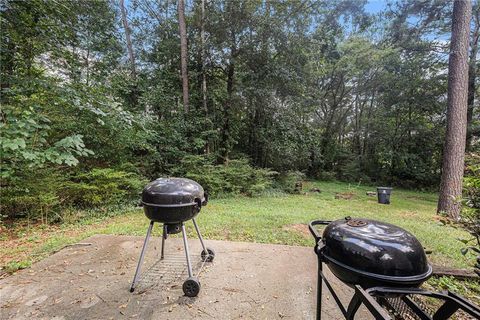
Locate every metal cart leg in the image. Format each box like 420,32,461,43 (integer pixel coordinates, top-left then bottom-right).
181,223,193,278
160,224,167,260
317,260,322,320
192,218,207,253
130,220,154,292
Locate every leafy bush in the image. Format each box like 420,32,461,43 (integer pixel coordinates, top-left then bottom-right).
464,154,480,209
459,153,480,275
0,167,146,222
0,104,93,179
274,171,306,194
0,168,67,222
62,168,147,207
314,170,337,181
172,155,275,196
337,159,371,183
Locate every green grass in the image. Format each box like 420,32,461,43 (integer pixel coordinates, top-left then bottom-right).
86,180,473,269
1,180,476,271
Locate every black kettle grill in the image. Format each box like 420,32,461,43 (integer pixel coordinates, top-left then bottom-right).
130,178,214,297
309,217,480,320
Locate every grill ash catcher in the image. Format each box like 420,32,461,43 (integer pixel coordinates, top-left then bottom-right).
309,217,480,320
130,178,215,297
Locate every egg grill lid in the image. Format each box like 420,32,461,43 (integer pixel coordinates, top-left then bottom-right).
141,177,206,207
321,217,430,278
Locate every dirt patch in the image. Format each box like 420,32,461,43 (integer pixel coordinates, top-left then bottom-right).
400,211,419,218
335,192,356,200
431,215,454,225
0,219,111,274
282,224,310,238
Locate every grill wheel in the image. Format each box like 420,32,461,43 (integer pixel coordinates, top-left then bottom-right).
183,277,201,297
201,248,215,262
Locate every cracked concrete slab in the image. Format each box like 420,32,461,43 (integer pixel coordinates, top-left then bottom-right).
0,234,372,319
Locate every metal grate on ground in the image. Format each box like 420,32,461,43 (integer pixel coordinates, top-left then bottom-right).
135,253,208,292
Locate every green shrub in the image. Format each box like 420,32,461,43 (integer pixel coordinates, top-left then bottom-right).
459,153,480,275
0,167,146,223
62,168,147,207
0,168,66,222
314,170,336,181
274,171,305,194
337,160,371,184
172,155,275,196
464,154,480,209
0,104,94,180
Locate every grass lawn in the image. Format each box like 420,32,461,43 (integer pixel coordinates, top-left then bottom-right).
100,180,473,268
1,180,479,301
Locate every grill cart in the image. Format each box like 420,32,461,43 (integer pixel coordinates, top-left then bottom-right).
309,217,480,320
130,178,214,297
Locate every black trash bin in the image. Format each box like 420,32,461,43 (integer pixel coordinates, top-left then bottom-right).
377,187,392,204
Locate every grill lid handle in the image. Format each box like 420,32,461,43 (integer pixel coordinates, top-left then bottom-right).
308,220,332,242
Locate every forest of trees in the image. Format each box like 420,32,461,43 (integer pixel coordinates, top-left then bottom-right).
1,0,479,221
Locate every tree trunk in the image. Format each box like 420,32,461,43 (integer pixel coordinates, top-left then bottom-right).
219,60,235,163
120,0,140,110
120,0,136,79
467,5,480,151
200,0,207,116
437,0,472,219
178,0,189,114
200,0,209,153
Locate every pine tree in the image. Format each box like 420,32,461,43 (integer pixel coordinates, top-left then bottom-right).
438,0,472,219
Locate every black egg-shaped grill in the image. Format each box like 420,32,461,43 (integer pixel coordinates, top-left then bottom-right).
308,217,480,320
141,177,208,224
130,178,214,298
319,218,432,288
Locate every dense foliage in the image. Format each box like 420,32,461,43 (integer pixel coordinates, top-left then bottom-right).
464,154,480,210
460,154,480,274
172,155,275,196
1,0,479,221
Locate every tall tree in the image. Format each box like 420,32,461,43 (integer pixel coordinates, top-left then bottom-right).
199,0,210,153
120,0,137,79
438,0,472,219
200,0,207,115
119,0,140,110
178,0,189,113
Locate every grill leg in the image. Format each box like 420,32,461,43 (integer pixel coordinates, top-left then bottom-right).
160,224,167,260
130,220,154,292
345,291,363,320
317,260,322,320
192,218,207,253
181,223,193,278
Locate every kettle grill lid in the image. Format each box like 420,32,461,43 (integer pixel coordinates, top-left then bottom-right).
322,218,430,278
142,177,205,206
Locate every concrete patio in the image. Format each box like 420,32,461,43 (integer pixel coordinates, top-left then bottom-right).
0,235,373,319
